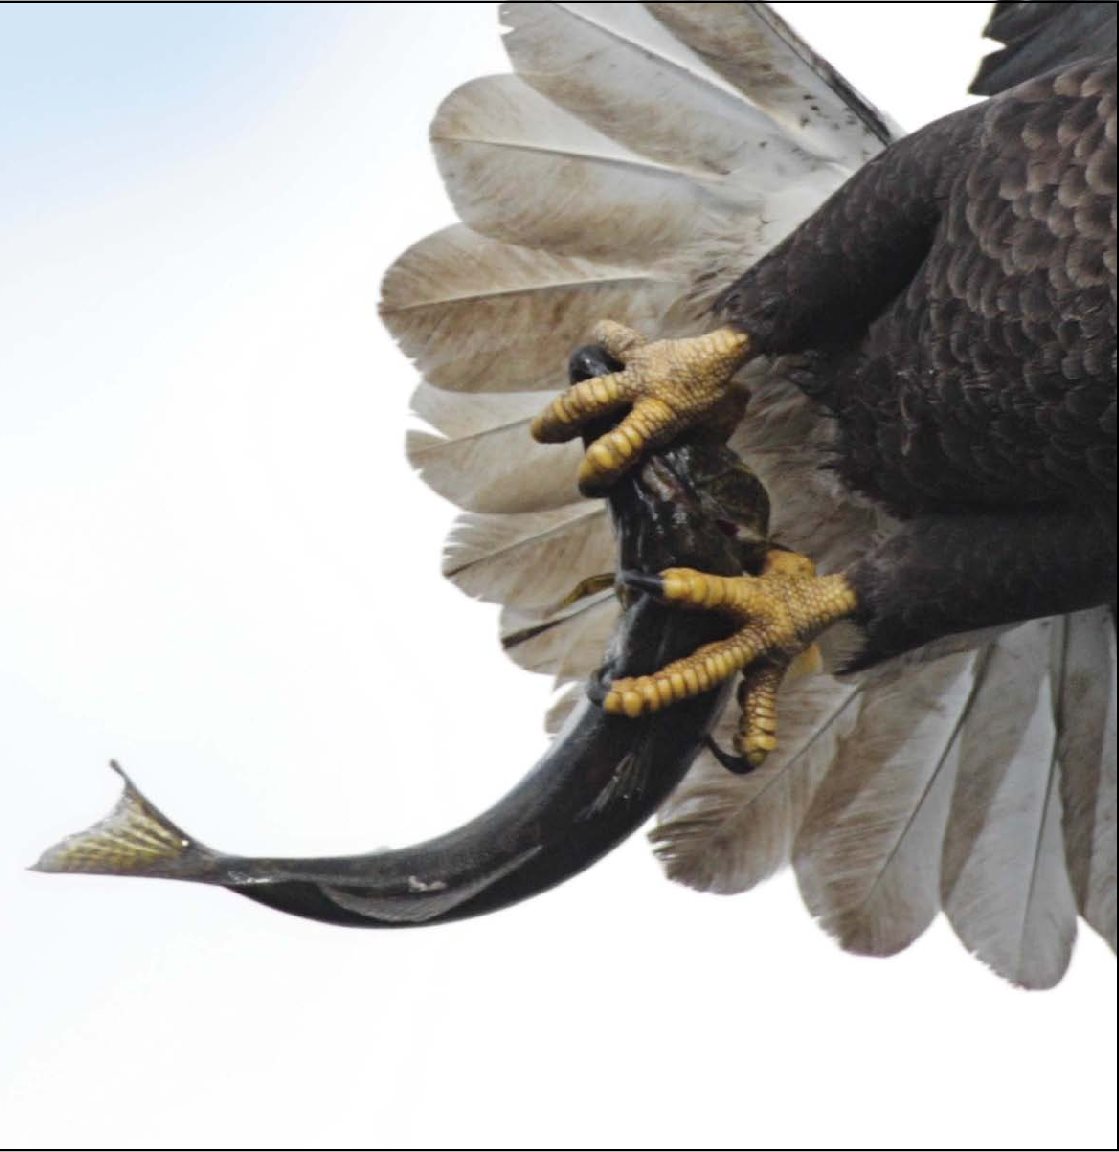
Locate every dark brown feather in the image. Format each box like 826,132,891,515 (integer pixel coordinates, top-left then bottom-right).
972,3,1118,96
718,56,1116,666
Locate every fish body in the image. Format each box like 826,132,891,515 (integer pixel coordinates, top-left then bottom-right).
34,352,768,926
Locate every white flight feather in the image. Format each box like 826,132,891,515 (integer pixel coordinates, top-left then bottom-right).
793,652,976,957
432,75,749,265
409,379,546,440
652,670,862,893
500,3,855,181
1055,607,1117,950
408,380,581,515
500,593,619,682
407,415,581,514
941,620,1079,989
444,504,612,610
382,225,680,394
645,3,895,160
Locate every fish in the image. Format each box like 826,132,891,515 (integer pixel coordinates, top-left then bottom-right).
33,347,771,926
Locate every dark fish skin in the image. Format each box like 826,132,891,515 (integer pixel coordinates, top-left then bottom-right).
34,348,767,927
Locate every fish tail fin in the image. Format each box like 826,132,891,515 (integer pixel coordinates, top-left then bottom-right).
32,761,222,880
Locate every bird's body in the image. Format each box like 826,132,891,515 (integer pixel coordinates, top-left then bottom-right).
721,56,1115,517
713,51,1116,666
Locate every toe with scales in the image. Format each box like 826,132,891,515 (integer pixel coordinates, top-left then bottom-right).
604,551,857,769
531,321,751,495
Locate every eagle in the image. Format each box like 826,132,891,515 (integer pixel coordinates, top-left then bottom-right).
377,2,1116,987
32,2,1115,991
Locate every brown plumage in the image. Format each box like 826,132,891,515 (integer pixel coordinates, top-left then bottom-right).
715,54,1115,666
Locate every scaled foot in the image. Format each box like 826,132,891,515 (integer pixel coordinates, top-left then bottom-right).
531,321,751,495
605,551,856,769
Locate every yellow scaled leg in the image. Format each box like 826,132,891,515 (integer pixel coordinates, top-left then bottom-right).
734,660,785,767
603,550,857,768
531,321,751,495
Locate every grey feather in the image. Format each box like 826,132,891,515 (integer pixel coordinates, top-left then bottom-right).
432,74,745,265
653,669,861,893
500,593,619,682
406,423,582,515
941,621,1079,989
407,388,582,514
501,2,860,178
645,2,893,156
1055,607,1117,950
382,225,679,394
444,505,612,610
793,653,976,957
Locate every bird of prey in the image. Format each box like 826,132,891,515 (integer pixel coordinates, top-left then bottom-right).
378,2,1116,987
34,3,1115,990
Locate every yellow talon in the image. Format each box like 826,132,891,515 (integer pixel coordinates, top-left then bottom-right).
531,322,752,494
600,549,858,770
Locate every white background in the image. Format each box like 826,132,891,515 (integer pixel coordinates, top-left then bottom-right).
2,5,1115,1148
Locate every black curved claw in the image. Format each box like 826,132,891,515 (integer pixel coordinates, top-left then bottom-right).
702,735,756,776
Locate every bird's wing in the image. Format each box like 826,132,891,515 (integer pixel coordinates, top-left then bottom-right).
381,3,1116,987
381,1,892,701
971,1,1118,95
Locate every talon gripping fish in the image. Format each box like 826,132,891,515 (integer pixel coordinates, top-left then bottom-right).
35,349,772,925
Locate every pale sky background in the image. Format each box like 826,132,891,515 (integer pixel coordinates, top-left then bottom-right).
1,4,1115,1149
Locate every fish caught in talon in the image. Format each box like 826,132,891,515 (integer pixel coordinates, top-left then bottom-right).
602,552,857,756
531,321,753,496
36,1,1117,990
33,356,769,925
603,550,851,767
